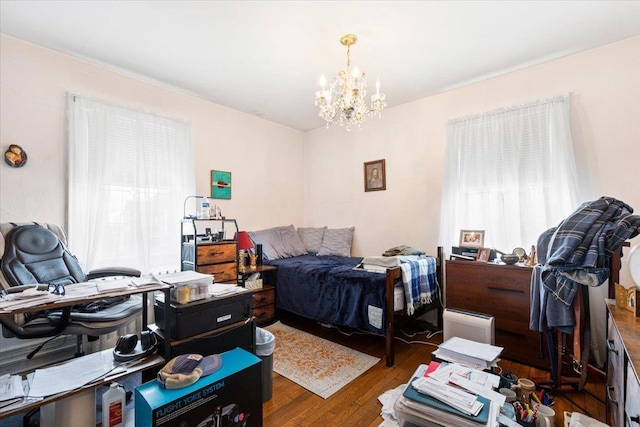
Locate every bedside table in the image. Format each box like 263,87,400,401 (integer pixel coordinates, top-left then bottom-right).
238,265,277,325
252,285,275,325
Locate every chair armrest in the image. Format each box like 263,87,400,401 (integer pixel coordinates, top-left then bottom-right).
87,267,141,279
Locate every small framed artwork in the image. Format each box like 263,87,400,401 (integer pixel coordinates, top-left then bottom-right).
211,170,232,199
476,247,491,262
364,159,386,192
627,287,639,317
459,230,485,248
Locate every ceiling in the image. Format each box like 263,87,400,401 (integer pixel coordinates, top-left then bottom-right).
1,1,639,132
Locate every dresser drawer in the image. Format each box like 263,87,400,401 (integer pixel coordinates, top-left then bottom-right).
607,314,625,375
607,362,624,427
196,243,237,264
253,304,275,324
446,262,532,332
198,262,237,283
626,361,640,427
253,287,275,307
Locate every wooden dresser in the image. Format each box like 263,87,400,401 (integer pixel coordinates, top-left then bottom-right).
605,299,640,427
181,241,238,283
445,260,549,369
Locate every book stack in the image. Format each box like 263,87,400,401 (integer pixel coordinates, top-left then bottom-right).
394,362,504,427
432,337,503,369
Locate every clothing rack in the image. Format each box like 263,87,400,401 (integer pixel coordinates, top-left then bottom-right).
533,245,626,391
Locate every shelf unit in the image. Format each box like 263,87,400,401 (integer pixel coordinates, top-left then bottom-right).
180,218,239,283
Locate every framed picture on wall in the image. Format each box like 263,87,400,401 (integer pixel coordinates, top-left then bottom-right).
459,230,485,248
211,170,232,199
364,159,386,192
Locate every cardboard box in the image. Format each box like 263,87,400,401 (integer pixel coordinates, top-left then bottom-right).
135,347,262,427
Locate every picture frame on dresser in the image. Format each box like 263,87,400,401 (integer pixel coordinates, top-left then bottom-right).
476,247,491,262
459,229,485,248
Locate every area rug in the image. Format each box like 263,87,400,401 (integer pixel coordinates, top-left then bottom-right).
264,321,380,399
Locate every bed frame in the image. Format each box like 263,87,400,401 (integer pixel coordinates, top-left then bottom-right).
383,246,444,366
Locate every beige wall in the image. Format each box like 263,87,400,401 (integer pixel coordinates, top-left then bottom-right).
305,36,640,286
0,34,305,235
1,34,639,285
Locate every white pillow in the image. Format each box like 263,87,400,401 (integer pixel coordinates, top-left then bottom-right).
317,227,354,257
297,227,327,254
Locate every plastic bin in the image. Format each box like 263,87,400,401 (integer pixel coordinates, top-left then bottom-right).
255,327,275,402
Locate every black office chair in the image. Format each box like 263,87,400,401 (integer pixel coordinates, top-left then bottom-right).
0,222,143,358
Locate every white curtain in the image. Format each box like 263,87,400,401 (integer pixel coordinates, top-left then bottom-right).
68,93,195,275
439,94,579,254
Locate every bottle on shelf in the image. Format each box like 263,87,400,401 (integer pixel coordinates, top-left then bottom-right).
102,382,126,427
200,196,210,219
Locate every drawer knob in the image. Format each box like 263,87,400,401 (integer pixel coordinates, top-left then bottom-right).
628,414,640,424
606,339,618,354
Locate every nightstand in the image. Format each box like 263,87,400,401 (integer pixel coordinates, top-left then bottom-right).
239,265,277,325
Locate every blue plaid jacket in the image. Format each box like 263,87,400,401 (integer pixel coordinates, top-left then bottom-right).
537,197,640,307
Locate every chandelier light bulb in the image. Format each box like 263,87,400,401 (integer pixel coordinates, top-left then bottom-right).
314,33,386,131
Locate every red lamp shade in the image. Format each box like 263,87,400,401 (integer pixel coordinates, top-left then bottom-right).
236,231,253,251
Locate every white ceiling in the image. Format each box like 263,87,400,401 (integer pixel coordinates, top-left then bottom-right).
1,1,639,131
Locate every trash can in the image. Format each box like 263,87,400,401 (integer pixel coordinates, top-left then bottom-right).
255,327,275,402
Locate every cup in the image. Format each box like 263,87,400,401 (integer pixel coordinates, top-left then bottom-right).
499,387,517,403
500,372,518,389
535,405,555,427
512,378,536,405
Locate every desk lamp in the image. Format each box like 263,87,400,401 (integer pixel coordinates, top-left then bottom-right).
236,231,253,272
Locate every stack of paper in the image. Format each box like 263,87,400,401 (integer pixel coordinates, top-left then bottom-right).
433,337,503,369
397,362,502,427
0,374,24,408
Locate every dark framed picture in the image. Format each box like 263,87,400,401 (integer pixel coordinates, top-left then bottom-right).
364,159,386,192
477,247,491,262
211,170,232,199
459,230,485,248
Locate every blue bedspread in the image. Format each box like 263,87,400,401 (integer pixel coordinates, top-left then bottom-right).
265,255,388,335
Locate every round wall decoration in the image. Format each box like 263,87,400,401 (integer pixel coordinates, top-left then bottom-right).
4,144,27,168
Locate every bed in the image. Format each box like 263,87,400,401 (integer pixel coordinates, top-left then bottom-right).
247,225,444,367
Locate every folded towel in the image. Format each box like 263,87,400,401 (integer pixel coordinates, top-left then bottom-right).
361,255,424,268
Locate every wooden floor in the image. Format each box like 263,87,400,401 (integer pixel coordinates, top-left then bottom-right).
263,312,607,427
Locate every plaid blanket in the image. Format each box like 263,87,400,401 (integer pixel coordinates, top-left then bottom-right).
538,196,640,307
399,257,438,315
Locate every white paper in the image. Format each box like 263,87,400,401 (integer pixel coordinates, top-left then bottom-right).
0,374,24,401
439,337,503,362
28,351,115,397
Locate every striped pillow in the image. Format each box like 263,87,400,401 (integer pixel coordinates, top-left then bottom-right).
297,227,327,254
317,227,354,257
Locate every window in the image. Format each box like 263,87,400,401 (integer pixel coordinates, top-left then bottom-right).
439,94,579,253
68,94,194,274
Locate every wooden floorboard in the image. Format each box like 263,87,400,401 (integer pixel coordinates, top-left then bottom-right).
263,312,607,427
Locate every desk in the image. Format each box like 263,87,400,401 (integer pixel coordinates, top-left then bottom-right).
0,281,171,421
0,349,164,419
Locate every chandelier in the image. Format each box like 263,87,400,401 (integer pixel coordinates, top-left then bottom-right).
315,34,386,131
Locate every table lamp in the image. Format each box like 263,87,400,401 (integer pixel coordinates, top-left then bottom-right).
236,231,253,272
